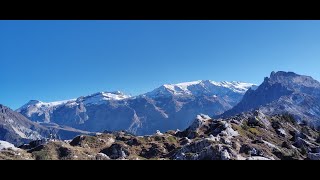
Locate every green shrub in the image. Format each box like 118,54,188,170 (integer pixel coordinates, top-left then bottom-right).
241,123,249,131
33,150,53,160
154,136,162,141
167,136,177,143
248,128,261,136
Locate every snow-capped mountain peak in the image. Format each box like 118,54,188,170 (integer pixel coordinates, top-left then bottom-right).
17,91,131,112
17,99,74,113
16,91,131,123
211,81,258,93
78,91,131,105
146,80,256,97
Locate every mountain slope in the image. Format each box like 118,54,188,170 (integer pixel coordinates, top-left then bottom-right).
17,80,255,135
0,104,49,145
0,104,92,146
222,71,320,126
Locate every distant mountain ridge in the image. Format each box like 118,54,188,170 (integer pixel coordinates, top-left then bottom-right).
0,104,91,146
0,104,48,145
17,80,256,135
221,71,320,127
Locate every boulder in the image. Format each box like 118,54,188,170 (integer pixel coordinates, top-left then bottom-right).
221,150,231,160
127,138,142,146
100,143,130,159
211,121,238,137
96,153,111,160
276,128,286,137
180,114,211,139
19,139,47,150
140,143,166,159
220,137,232,145
69,135,86,146
281,141,292,149
240,144,262,156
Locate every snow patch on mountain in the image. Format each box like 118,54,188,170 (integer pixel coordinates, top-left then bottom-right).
0,141,18,151
80,91,131,105
17,91,131,112
146,80,256,97
17,99,75,114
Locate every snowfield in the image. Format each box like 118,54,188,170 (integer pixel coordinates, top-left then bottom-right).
0,141,18,151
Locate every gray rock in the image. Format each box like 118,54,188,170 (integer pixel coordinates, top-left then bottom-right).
95,153,111,160
247,156,272,160
277,128,286,137
221,150,231,160
0,104,48,146
100,143,130,159
180,137,191,146
308,153,320,160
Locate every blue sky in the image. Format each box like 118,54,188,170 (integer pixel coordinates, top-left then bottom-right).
1,20,320,109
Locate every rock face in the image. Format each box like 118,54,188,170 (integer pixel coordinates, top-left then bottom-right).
4,112,319,160
0,104,48,146
17,81,255,135
0,104,92,146
222,71,320,127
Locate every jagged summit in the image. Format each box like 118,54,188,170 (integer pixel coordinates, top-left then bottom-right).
222,71,320,126
264,71,320,89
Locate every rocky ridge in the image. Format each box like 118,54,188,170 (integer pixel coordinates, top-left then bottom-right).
222,71,320,127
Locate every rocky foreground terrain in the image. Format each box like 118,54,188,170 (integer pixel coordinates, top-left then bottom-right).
1,111,319,160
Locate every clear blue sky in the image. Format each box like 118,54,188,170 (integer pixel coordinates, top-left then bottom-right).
1,20,320,110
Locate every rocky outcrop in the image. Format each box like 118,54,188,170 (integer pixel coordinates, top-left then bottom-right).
221,71,320,127
100,143,130,159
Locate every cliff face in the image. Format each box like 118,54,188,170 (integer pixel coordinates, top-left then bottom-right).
222,71,320,127
0,104,48,146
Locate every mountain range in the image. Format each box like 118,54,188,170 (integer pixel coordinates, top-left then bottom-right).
0,104,91,146
2,70,320,155
17,81,255,136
